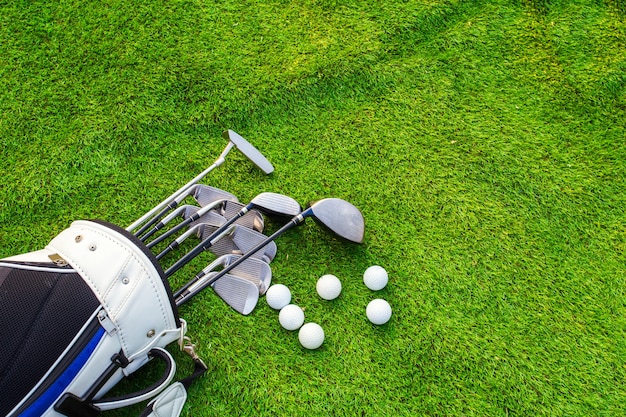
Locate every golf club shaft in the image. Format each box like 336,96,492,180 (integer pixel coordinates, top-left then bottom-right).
133,203,178,238
164,207,251,277
174,216,304,304
126,143,234,233
145,200,226,248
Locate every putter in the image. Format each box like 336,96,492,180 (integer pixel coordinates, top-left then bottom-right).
156,223,277,263
174,254,271,297
174,198,365,306
165,192,302,277
127,130,274,233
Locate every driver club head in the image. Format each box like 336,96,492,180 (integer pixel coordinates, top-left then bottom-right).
306,198,365,243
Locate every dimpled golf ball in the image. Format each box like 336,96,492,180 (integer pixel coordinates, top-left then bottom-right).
316,274,342,300
366,299,392,325
298,322,325,349
266,284,291,310
363,265,388,291
278,304,305,331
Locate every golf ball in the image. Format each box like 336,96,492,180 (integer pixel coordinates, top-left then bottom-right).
366,299,392,325
266,284,291,310
363,265,388,290
316,274,342,300
278,304,305,331
298,322,325,350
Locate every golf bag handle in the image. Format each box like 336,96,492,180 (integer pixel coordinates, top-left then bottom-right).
55,348,176,416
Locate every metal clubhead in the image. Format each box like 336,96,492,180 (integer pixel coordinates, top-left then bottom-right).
305,198,365,243
220,201,265,232
195,224,277,263
223,130,274,174
184,184,239,206
127,129,272,233
248,192,302,218
209,272,259,315
215,254,272,294
179,254,271,296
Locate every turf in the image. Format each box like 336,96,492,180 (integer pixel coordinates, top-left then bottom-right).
0,0,625,415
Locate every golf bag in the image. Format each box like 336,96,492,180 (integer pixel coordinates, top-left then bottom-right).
0,220,206,417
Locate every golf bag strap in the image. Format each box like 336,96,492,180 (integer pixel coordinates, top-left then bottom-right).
55,348,176,416
94,348,177,411
138,348,207,417
180,356,208,390
138,383,187,417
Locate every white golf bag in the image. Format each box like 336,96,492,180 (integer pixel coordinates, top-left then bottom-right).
0,220,206,417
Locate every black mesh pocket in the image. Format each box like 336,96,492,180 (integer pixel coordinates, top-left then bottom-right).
0,263,100,416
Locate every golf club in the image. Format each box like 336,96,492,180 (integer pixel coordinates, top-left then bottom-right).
127,130,274,233
173,198,365,306
139,204,202,242
132,184,240,238
143,199,265,245
180,271,258,315
148,210,226,251
175,254,271,297
165,192,302,277
156,223,277,263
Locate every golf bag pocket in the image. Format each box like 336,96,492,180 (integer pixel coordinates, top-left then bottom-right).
0,220,185,417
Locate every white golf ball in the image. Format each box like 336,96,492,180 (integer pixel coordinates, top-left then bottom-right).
316,274,342,300
366,299,392,325
278,304,305,331
363,265,388,290
298,322,325,349
266,284,291,310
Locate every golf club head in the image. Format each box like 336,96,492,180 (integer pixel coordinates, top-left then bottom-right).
210,272,259,315
223,130,274,174
249,192,302,218
190,184,239,206
226,226,277,263
198,254,271,294
162,204,200,226
186,210,227,229
189,223,276,263
220,201,265,232
306,198,365,243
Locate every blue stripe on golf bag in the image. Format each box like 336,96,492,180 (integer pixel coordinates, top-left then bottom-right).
17,327,105,417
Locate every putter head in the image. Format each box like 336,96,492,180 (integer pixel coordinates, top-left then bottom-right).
250,192,302,218
223,130,274,174
306,198,365,243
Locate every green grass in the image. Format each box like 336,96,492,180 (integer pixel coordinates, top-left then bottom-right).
1,0,625,415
